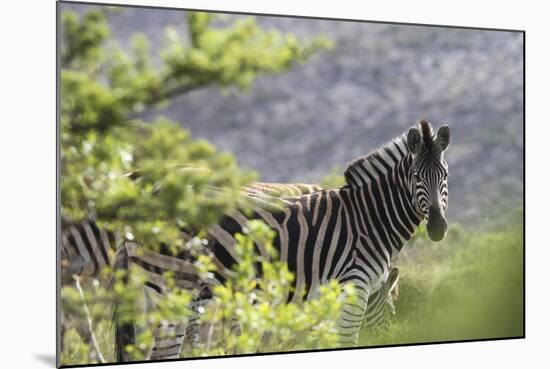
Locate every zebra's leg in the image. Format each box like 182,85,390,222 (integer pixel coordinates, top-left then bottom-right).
260,330,273,351
183,299,242,355
148,322,186,361
182,313,202,353
363,267,400,333
337,281,369,347
174,298,213,357
144,286,189,360
112,244,137,363
181,298,209,354
228,316,241,338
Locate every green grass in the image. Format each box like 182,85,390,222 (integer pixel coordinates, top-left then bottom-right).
359,209,524,346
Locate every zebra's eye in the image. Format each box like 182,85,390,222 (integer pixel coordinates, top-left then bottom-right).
413,172,420,181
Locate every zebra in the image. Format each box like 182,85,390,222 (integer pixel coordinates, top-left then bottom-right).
363,267,400,332
114,119,450,360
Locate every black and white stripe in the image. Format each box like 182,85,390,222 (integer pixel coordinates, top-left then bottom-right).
363,267,400,331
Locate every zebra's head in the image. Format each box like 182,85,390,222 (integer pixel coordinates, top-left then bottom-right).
407,120,450,242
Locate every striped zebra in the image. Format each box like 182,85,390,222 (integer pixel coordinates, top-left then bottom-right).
114,119,450,360
363,267,400,331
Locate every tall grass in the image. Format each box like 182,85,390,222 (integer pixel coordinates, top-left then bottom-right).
359,209,524,346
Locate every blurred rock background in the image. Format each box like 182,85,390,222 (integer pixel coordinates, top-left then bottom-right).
67,4,523,227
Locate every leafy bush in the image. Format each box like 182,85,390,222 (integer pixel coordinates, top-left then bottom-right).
60,7,331,252
61,220,354,364
61,265,194,363
191,220,355,356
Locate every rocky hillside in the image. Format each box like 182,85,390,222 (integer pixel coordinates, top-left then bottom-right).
63,4,524,226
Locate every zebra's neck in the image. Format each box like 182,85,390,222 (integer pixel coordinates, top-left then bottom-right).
343,134,423,256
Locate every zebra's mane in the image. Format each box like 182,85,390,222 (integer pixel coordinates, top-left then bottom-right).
344,132,412,188
344,121,436,188
344,134,408,187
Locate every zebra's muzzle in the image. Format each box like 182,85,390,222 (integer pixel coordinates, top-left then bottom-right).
427,206,447,242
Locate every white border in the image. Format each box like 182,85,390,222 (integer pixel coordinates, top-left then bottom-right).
1,1,548,368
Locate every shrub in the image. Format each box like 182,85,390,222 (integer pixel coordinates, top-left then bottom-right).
61,220,355,363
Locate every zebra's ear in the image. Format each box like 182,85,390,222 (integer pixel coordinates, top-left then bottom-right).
407,127,422,155
435,125,450,152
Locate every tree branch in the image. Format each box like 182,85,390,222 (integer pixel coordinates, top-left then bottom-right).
126,81,205,121
73,275,106,364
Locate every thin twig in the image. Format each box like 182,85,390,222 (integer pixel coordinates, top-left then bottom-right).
204,303,219,352
73,275,106,364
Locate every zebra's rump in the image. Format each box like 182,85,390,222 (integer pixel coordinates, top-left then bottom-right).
60,218,120,283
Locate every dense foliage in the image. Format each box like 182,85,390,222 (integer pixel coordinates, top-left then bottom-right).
61,220,354,364
59,7,341,365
